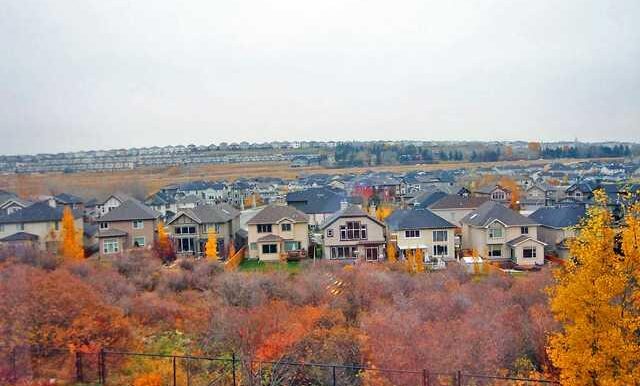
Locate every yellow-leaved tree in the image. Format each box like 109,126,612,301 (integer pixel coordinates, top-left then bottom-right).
414,248,425,273
386,242,397,263
547,190,640,385
205,227,218,261
59,206,84,261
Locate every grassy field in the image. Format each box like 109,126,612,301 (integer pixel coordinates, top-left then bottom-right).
238,259,301,273
0,157,622,199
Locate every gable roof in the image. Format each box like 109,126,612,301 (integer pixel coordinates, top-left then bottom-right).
429,195,489,210
409,191,448,209
286,187,344,214
320,204,384,230
0,232,39,242
99,199,160,222
169,203,239,225
100,193,132,206
386,208,456,231
54,193,84,205
506,235,547,247
0,201,82,224
461,201,537,227
529,205,586,229
247,205,308,225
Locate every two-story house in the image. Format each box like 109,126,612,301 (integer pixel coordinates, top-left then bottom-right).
96,199,161,256
320,205,386,261
529,205,586,259
285,187,345,228
385,208,457,261
96,193,132,217
247,205,309,261
474,184,512,205
167,203,240,256
0,201,83,252
460,201,545,266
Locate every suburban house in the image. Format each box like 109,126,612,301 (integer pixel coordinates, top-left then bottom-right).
385,208,457,262
286,187,345,227
247,205,309,261
96,199,161,256
460,201,545,266
473,184,513,205
0,197,32,216
0,201,83,252
320,205,386,261
529,205,586,259
564,181,595,202
53,193,85,211
145,191,178,220
407,190,447,209
167,203,240,257
96,193,132,217
428,195,489,226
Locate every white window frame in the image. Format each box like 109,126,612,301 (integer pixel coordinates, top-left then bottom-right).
488,225,503,239
103,239,120,254
523,247,537,258
281,223,292,232
262,243,278,254
488,245,502,257
432,230,448,242
99,222,109,230
257,224,273,233
133,220,144,229
520,226,529,235
17,223,24,231
365,246,379,261
433,244,448,256
405,230,420,238
133,236,145,247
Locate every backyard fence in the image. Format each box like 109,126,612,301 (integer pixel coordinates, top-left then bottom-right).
225,246,246,271
0,346,560,386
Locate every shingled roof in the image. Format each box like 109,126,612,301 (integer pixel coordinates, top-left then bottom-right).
169,203,240,225
529,205,586,229
461,201,537,227
0,201,82,224
247,205,308,225
320,204,384,229
99,199,160,222
386,208,456,231
429,195,489,210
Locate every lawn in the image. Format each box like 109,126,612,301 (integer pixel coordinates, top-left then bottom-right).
239,259,301,273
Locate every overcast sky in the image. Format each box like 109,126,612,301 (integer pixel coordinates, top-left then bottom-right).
1,0,638,154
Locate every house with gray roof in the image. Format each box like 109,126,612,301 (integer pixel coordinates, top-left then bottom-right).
247,205,309,261
167,203,240,257
0,201,83,252
286,187,346,227
386,208,457,261
529,205,586,259
320,205,386,262
428,195,489,226
96,199,161,256
460,201,545,266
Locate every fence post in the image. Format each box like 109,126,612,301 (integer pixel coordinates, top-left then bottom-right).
99,348,107,385
457,370,462,386
232,352,237,386
332,365,336,386
173,356,177,386
75,351,84,383
10,347,17,382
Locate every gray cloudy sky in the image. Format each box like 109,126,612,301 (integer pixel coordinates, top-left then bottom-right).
1,0,638,154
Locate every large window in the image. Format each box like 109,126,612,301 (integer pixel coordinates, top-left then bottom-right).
523,247,537,258
262,244,278,254
330,246,357,259
492,191,505,200
520,226,529,235
365,247,379,261
488,245,502,257
488,225,503,239
257,224,272,233
284,241,301,251
432,230,448,242
17,223,24,231
133,220,144,229
175,226,196,235
103,239,120,254
281,223,292,232
177,238,195,253
133,237,145,247
339,221,367,241
433,245,448,256
405,230,420,238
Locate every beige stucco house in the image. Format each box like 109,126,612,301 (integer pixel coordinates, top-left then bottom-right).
320,205,386,261
529,205,586,259
385,208,457,261
428,195,489,227
167,203,240,257
461,201,546,266
247,205,309,261
96,199,161,257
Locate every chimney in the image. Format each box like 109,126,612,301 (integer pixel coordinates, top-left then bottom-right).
48,197,57,208
340,200,348,211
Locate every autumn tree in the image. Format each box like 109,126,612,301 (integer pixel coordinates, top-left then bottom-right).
386,242,397,263
414,248,425,273
375,204,394,221
205,227,218,261
547,191,640,384
498,176,521,210
59,206,84,261
153,221,176,263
